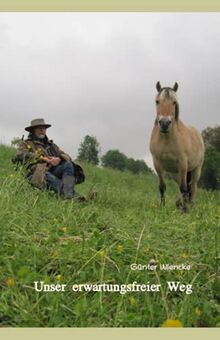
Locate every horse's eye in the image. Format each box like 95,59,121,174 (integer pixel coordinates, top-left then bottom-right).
156,100,159,105
173,101,176,105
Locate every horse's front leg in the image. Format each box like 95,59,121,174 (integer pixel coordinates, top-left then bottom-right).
158,173,166,207
154,159,166,207
179,168,189,212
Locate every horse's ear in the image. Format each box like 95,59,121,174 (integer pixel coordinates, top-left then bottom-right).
156,81,162,92
173,82,178,92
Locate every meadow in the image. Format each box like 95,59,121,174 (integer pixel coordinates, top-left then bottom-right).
0,144,219,327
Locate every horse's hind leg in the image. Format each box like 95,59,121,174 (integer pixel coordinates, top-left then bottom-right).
189,166,202,203
187,171,192,202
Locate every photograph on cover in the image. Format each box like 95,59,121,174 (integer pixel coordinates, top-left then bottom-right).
0,13,219,327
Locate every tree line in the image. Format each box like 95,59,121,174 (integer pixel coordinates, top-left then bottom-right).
77,135,152,175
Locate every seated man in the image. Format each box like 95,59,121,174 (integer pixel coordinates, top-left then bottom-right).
14,118,84,200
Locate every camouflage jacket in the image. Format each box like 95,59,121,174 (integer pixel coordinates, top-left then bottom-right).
13,136,72,188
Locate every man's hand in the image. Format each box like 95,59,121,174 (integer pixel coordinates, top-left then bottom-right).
49,157,62,166
43,156,61,166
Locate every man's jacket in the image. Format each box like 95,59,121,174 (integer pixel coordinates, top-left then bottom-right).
13,135,84,189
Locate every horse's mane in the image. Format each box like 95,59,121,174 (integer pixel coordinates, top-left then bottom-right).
175,101,179,120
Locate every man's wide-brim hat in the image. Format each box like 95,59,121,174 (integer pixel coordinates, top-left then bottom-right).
25,118,51,132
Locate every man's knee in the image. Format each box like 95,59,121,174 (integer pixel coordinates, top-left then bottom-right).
63,161,74,175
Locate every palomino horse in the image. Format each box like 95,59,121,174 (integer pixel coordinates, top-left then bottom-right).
150,82,204,211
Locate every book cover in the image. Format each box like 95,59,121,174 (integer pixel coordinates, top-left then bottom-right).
0,1,219,339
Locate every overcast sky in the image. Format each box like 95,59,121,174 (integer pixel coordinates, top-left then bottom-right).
0,13,219,168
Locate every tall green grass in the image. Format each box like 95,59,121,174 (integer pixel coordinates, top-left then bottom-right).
0,144,219,327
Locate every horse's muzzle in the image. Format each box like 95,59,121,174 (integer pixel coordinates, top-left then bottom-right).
159,118,171,133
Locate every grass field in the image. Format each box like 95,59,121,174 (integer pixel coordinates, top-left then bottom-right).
0,144,219,327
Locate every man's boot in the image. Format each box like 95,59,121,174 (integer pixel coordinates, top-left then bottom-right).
62,176,86,201
62,175,75,199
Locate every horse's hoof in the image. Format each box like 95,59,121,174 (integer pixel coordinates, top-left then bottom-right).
181,205,189,213
160,200,165,207
176,198,183,209
189,200,195,206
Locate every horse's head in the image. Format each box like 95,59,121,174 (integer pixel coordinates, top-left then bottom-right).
155,81,179,134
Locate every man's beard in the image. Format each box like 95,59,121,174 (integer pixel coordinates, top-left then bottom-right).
33,134,46,141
